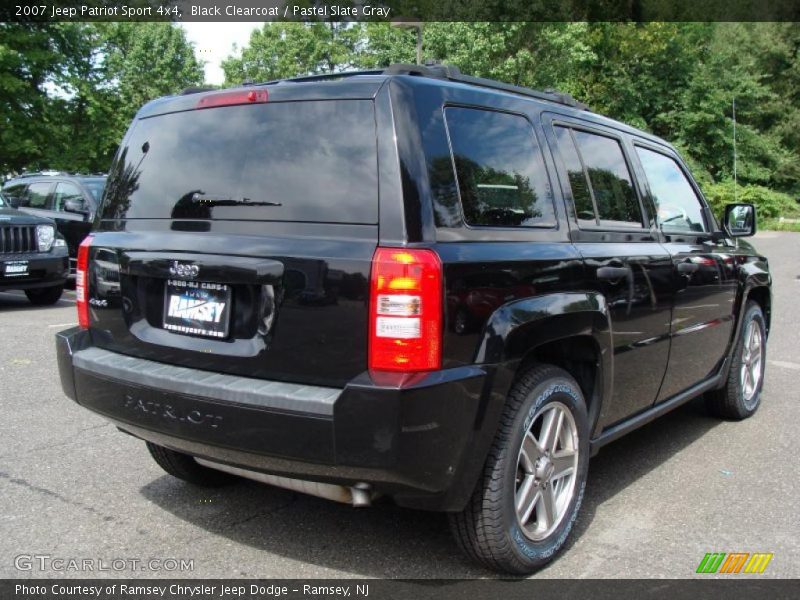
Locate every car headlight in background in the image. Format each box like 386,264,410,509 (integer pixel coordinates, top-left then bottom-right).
36,224,55,252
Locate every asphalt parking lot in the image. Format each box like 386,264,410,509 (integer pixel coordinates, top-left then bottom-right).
1,232,798,579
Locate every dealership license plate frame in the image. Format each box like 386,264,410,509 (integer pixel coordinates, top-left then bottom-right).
3,260,29,277
163,279,232,339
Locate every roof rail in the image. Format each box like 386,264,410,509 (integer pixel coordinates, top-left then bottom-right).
258,69,386,87
385,63,587,109
14,171,107,180
17,170,66,178
249,63,587,110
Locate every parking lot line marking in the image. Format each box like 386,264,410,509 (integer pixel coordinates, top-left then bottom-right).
47,322,78,328
769,360,800,370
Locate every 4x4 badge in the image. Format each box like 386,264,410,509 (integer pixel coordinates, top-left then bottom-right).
169,261,199,279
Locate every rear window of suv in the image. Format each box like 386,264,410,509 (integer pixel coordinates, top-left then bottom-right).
101,100,378,224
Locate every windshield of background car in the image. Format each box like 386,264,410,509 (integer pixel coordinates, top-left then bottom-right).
82,178,106,203
100,100,378,224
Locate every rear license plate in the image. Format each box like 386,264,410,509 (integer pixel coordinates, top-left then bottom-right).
163,279,231,339
4,261,28,277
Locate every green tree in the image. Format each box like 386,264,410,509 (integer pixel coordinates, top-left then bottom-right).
1,22,204,175
567,23,707,131
663,24,796,190
222,22,363,85
45,23,116,173
0,23,78,173
101,22,204,151
356,22,595,91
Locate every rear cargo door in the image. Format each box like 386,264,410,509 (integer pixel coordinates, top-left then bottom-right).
88,97,379,388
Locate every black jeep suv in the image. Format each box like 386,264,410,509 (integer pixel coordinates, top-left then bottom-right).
0,192,69,304
55,65,771,574
2,172,106,277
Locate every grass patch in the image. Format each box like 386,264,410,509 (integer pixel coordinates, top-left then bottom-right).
761,219,800,232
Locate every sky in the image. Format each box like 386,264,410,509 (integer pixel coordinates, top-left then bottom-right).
179,22,263,85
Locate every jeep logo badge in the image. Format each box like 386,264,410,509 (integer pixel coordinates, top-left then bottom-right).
169,261,199,279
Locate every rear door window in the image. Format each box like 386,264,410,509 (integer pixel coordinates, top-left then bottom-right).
554,126,595,225
554,125,644,228
102,100,378,223
445,107,555,228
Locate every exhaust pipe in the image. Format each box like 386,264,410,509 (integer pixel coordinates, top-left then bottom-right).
195,458,373,507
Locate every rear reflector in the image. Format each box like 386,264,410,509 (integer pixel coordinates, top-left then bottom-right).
369,248,442,374
196,89,268,109
76,235,93,329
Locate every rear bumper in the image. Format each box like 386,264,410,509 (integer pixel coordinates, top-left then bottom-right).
0,251,69,291
56,328,500,511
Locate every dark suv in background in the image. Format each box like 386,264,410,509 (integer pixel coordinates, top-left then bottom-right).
0,191,69,304
2,172,106,276
55,65,771,574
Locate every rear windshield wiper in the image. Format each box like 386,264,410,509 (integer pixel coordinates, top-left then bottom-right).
190,193,282,207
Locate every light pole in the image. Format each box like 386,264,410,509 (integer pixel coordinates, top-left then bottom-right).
391,19,424,65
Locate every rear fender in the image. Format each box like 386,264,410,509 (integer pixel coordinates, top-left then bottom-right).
478,290,609,364
438,292,611,511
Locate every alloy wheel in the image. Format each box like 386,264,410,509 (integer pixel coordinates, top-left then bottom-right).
740,320,763,409
515,401,579,541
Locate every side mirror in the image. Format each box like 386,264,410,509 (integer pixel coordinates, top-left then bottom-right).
63,198,87,214
723,203,756,237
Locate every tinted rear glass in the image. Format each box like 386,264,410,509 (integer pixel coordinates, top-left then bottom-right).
553,126,643,229
101,100,378,223
571,130,642,228
445,107,555,228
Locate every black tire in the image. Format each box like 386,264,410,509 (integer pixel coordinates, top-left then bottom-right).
24,284,63,306
146,442,235,487
449,364,590,574
706,301,767,420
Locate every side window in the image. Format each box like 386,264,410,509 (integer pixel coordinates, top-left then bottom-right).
26,182,54,209
635,146,707,233
445,107,555,228
554,125,644,228
553,126,595,226
53,182,85,212
2,184,27,205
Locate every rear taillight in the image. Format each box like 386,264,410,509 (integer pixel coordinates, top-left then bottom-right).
76,235,93,329
369,247,442,374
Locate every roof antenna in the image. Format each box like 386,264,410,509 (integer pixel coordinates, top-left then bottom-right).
732,96,737,202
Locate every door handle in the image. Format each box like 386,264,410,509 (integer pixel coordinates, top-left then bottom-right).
677,261,699,275
596,266,632,280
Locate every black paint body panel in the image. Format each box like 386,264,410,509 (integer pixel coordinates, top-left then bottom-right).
56,74,772,511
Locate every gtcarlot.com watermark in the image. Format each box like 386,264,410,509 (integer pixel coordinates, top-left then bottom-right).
14,554,194,572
